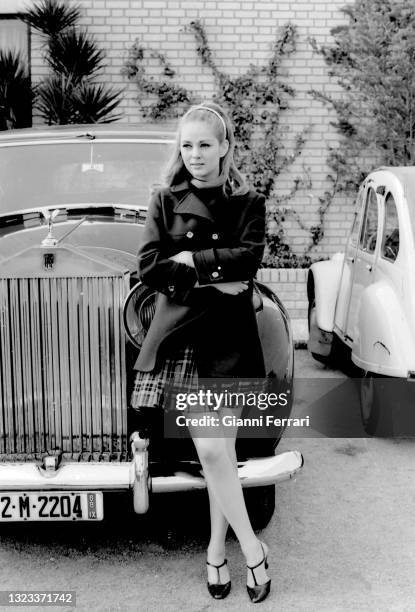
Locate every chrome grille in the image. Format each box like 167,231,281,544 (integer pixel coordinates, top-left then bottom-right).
0,275,130,460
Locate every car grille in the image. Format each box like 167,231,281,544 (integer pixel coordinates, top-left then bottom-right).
0,275,130,461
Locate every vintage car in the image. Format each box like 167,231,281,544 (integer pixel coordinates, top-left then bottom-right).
0,124,302,529
308,167,415,435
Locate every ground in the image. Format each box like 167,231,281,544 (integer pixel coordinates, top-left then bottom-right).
0,350,414,611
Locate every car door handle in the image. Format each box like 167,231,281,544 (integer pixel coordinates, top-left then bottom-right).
346,256,354,263
365,264,372,272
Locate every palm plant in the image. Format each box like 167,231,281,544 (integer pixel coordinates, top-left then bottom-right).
23,0,123,125
36,75,123,124
22,0,81,38
46,29,105,82
35,74,77,124
71,81,123,123
0,50,33,129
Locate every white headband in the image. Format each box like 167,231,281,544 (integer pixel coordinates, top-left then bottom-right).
184,105,227,136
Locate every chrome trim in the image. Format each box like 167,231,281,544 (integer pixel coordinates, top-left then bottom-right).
0,451,303,492
0,138,174,148
152,451,304,493
0,463,132,490
0,272,130,458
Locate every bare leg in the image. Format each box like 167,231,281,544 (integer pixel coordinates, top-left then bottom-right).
205,481,230,585
207,409,238,558
189,412,269,586
205,413,238,583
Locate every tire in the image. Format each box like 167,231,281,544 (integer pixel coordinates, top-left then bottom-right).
360,372,378,435
360,372,392,436
308,298,332,365
243,485,275,532
154,490,210,549
308,297,353,372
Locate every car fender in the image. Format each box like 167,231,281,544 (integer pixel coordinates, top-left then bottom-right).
307,253,344,332
254,281,293,384
353,282,415,377
236,281,294,459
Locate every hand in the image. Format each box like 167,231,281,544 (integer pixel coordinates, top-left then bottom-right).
209,281,249,295
169,251,194,267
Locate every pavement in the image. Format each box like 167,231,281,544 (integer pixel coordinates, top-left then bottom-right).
1,350,414,611
292,318,308,347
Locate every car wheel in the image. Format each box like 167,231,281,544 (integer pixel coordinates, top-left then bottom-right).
308,298,332,364
243,485,275,532
360,372,392,436
308,298,353,371
360,372,378,435
155,490,210,548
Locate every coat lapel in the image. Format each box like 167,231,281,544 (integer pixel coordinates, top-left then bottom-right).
171,180,215,222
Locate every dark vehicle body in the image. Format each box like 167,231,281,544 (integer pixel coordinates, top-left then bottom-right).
0,125,302,527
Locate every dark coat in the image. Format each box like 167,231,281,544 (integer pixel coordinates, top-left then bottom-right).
133,180,266,378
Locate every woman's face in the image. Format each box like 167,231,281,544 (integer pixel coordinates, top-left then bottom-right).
180,120,229,182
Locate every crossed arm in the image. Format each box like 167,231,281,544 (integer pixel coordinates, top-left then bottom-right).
137,191,266,301
168,251,248,295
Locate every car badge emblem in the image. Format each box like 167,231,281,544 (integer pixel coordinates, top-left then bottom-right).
40,208,60,247
43,253,55,270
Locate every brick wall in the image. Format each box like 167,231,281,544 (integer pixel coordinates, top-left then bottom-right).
29,0,355,261
257,267,308,320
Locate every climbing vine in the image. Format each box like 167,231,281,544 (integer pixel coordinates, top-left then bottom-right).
122,40,194,120
124,20,328,267
309,0,415,231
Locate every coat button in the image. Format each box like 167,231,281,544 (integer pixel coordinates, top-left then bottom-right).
212,272,219,278
186,231,194,238
212,233,219,240
168,285,174,292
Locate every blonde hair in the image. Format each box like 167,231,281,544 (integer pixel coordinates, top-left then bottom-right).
164,102,248,195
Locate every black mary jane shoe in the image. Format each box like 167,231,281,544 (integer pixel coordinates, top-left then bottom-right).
206,559,231,600
246,542,271,604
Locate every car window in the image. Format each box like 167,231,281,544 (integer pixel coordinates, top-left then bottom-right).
0,141,173,214
381,193,399,262
359,187,378,253
349,186,365,247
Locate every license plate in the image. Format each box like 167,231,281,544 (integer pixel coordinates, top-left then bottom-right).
0,491,104,522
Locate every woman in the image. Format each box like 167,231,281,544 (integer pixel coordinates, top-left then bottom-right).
131,102,271,603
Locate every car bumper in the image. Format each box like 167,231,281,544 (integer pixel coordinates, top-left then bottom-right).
0,451,303,493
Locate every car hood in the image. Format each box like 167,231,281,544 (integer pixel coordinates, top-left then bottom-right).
0,217,144,274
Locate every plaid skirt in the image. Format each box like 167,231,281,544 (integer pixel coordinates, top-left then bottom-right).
130,344,199,412
130,345,268,415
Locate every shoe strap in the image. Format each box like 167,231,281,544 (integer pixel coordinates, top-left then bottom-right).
247,544,267,586
207,559,228,583
206,559,227,569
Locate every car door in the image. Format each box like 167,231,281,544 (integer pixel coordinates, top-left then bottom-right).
345,184,380,343
334,183,366,337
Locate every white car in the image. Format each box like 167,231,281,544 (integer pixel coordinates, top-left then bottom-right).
308,166,415,435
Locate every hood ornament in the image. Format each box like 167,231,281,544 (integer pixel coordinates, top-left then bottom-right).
40,208,60,246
